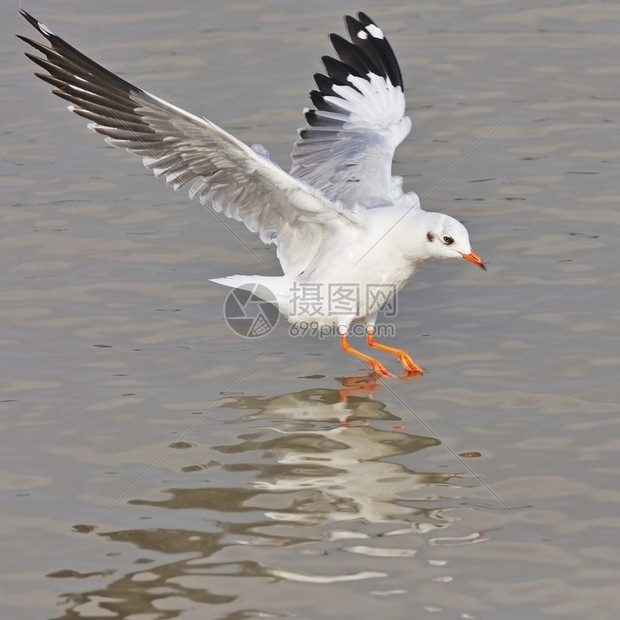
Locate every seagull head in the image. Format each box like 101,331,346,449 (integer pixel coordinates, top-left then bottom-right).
421,213,486,270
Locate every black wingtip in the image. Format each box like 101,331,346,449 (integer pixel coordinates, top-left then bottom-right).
357,12,374,25
338,13,403,90
19,8,34,22
17,10,57,56
19,9,46,35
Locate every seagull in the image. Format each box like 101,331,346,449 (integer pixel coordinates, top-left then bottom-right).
18,10,486,377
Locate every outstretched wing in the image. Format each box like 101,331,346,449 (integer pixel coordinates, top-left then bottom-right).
18,10,361,276
290,12,417,209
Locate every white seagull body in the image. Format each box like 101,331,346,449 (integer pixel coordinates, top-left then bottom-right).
19,10,486,376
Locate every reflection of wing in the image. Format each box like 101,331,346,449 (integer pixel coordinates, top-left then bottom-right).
290,12,415,209
18,10,361,276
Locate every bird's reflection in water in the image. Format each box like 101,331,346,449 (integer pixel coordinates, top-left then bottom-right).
223,373,389,425
201,373,447,525
125,374,459,534
56,376,469,618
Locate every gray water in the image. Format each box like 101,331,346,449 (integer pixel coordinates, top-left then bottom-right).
2,1,620,618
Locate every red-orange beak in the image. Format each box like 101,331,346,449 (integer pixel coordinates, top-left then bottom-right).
459,250,487,271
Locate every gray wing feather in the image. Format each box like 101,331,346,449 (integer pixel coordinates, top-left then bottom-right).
18,10,360,275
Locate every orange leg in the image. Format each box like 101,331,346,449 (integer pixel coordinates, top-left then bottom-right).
340,333,391,377
366,329,424,374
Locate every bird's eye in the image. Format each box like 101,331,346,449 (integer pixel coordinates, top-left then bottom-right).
442,235,454,245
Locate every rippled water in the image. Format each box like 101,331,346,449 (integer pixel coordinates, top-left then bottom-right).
3,1,620,618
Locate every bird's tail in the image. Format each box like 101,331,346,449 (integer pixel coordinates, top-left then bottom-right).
210,275,291,314
210,275,275,291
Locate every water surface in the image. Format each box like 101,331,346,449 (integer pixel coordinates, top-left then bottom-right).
2,1,620,618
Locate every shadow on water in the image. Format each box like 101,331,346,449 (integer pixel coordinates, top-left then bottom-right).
48,375,484,619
